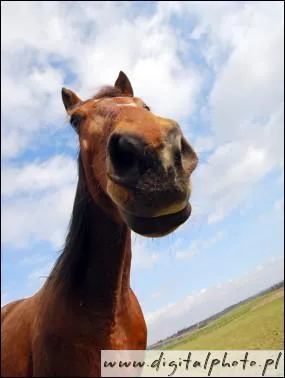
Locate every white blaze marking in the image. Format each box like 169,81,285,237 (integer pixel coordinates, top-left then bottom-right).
117,103,138,107
116,98,138,107
160,134,181,171
114,97,134,100
92,97,139,107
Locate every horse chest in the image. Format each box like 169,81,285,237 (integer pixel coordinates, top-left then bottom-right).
100,291,147,350
108,310,147,350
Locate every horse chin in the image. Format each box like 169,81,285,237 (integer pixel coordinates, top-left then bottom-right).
120,203,191,237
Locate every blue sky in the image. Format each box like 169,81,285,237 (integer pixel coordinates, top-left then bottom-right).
1,1,284,345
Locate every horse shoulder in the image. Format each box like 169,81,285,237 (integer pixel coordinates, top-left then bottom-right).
1,297,36,377
1,299,25,323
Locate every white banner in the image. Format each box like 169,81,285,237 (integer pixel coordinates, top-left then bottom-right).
101,350,284,377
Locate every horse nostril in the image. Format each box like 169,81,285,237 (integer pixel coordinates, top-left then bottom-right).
108,134,141,176
173,148,182,169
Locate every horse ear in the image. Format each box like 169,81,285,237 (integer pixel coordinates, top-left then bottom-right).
61,87,82,112
114,71,134,97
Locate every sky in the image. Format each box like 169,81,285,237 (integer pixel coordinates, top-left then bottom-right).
1,1,284,346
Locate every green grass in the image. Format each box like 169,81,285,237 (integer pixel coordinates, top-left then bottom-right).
164,288,284,350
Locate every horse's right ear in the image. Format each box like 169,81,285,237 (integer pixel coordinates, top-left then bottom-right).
61,87,82,112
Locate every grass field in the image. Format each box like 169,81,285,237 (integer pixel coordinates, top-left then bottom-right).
164,288,284,350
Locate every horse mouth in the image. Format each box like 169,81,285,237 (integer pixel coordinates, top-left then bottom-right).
120,203,191,237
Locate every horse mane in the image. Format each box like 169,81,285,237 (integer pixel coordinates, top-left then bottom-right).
92,85,130,100
48,153,93,292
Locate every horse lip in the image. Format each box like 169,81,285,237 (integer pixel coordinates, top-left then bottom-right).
120,203,191,237
151,201,188,217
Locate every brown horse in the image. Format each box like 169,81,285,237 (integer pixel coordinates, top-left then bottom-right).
1,71,198,377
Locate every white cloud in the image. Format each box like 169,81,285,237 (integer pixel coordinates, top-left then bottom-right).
193,119,283,224
146,256,284,345
194,136,216,153
1,184,76,249
1,54,65,159
20,254,53,267
1,1,201,160
204,230,225,247
257,198,284,223
1,154,77,249
175,229,226,260
186,1,284,224
274,197,284,212
2,155,77,197
175,241,199,261
132,236,159,269
27,262,54,288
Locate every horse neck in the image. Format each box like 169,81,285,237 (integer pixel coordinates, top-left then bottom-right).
48,158,132,314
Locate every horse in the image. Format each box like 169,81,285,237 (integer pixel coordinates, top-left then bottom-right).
1,71,198,377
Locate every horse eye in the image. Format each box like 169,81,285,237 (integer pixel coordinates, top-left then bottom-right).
143,103,150,111
70,114,82,129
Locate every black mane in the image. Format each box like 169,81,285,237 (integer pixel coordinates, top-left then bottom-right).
48,154,93,292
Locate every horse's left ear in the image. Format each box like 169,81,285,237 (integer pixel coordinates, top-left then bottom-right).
62,87,82,112
114,71,134,97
